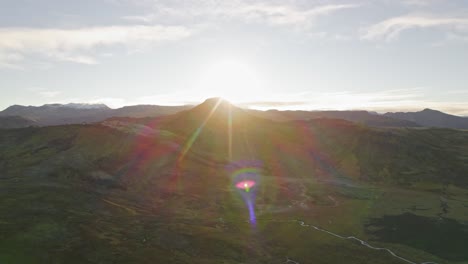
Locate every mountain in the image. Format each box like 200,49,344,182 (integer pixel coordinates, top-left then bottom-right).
7,102,467,130
384,108,468,129
107,98,279,163
99,98,468,187
0,103,192,126
159,97,270,135
45,103,109,109
248,109,420,128
112,105,193,118
0,115,37,129
1,98,467,263
0,104,111,126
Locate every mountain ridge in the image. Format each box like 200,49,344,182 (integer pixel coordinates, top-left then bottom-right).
1,100,467,129
247,109,421,127
0,103,193,126
1,98,468,263
384,108,468,129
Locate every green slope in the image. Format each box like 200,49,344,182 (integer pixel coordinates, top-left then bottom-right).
1,101,467,263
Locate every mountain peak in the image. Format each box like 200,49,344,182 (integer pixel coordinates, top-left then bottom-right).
160,97,257,136
201,97,231,106
203,97,226,104
420,108,448,116
195,97,237,113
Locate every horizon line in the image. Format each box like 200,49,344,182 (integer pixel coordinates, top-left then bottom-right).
1,99,467,117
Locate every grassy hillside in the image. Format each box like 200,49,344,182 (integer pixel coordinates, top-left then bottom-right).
1,101,467,263
0,116,36,129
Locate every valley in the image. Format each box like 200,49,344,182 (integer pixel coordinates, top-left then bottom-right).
1,99,467,263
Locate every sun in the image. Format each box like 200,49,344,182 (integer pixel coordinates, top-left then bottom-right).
197,59,264,103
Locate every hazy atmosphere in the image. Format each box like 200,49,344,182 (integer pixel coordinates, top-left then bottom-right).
1,0,468,114
2,1,468,264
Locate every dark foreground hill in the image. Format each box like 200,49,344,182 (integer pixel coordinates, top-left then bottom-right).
0,115,37,129
1,98,467,264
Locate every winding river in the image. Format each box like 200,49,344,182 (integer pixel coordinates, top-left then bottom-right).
278,219,438,264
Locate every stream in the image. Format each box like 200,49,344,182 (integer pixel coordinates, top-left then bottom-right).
278,219,439,264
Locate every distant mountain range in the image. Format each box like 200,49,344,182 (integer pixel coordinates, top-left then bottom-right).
247,109,421,127
0,102,467,129
0,103,192,127
384,108,468,129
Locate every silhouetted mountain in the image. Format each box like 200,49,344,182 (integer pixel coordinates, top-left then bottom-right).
0,116,37,129
0,104,111,126
248,109,420,127
0,103,192,126
112,104,193,118
155,98,277,161
384,108,468,129
46,103,109,109
159,98,256,131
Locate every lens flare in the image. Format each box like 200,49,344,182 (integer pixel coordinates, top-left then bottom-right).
246,199,256,224
227,160,262,226
235,180,256,192
178,98,223,163
169,98,223,192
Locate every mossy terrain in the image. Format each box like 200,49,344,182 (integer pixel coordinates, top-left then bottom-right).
1,101,467,263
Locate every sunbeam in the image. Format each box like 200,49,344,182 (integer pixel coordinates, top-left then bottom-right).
177,98,223,163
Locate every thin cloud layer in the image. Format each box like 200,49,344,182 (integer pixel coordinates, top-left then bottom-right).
0,25,192,67
123,1,358,29
362,13,468,40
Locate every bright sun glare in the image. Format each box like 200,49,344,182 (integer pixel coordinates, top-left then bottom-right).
198,59,264,103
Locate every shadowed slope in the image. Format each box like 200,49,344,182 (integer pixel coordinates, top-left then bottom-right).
158,98,278,162
385,108,468,129
0,116,37,129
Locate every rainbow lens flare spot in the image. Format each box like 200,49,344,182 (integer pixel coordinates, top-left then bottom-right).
236,180,255,192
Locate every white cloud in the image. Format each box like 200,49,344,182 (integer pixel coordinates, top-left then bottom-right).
123,2,358,29
0,1,358,69
231,3,358,27
0,25,193,68
362,13,468,40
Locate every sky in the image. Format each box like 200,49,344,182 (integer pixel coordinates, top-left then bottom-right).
1,0,468,115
